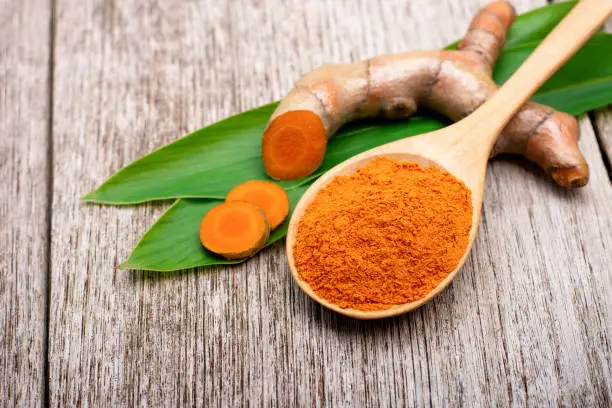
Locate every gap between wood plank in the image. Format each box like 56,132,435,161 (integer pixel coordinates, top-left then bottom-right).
588,111,612,181
1,0,53,403
44,0,57,405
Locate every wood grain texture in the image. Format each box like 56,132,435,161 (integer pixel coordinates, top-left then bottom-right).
47,0,611,406
0,0,50,406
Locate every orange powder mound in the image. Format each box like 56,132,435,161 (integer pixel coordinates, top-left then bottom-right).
293,157,473,311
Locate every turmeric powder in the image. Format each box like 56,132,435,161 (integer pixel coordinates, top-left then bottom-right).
293,157,472,311
262,1,588,188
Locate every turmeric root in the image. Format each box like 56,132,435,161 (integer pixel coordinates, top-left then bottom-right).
261,0,588,188
226,180,290,229
200,201,270,260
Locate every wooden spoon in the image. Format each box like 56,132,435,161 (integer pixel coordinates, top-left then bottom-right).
285,0,612,319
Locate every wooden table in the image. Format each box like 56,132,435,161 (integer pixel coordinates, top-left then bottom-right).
2,0,610,406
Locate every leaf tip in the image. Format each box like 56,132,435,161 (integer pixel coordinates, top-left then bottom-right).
80,189,101,202
117,260,134,270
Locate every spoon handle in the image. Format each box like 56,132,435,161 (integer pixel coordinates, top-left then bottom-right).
469,0,612,145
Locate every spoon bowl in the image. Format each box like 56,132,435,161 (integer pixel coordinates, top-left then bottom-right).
285,0,612,319
286,121,487,319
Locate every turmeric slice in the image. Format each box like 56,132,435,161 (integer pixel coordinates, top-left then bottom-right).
199,201,270,260
261,0,588,187
262,111,327,181
226,180,290,229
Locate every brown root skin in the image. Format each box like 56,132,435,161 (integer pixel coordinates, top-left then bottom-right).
199,201,270,260
262,0,588,187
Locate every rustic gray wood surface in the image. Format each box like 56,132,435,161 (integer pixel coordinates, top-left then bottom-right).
0,0,50,406
0,0,610,406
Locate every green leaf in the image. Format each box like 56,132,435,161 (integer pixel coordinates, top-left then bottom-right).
119,185,309,271
503,1,576,48
445,1,576,50
83,103,278,204
118,199,235,271
494,34,612,115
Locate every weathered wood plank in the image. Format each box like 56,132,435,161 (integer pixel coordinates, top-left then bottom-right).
48,0,611,406
0,0,51,406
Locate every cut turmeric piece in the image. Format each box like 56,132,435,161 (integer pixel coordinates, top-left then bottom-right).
199,201,270,260
226,180,290,229
262,110,327,180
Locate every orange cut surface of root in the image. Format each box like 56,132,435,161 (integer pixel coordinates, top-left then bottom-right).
226,180,290,229
199,201,270,260
262,110,327,180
